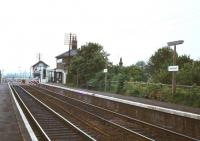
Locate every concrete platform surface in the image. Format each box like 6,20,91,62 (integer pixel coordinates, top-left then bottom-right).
0,84,23,141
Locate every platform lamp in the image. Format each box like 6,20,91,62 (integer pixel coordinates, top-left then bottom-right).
167,40,184,94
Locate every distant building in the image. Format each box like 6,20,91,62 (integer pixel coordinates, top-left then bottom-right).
119,57,123,67
32,60,49,83
48,35,77,84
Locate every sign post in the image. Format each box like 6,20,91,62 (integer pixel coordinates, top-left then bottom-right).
167,40,184,94
104,68,108,92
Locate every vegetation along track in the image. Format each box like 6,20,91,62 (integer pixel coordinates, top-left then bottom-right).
11,85,95,141
22,85,199,141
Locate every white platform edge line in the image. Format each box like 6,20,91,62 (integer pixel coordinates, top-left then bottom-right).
42,83,200,120
8,83,38,141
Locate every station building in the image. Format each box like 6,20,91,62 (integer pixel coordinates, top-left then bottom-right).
31,60,49,83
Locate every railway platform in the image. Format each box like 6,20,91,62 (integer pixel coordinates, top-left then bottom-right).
0,84,23,141
46,82,200,115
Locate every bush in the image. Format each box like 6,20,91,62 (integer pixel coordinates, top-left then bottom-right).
124,82,200,108
116,74,126,94
161,86,200,108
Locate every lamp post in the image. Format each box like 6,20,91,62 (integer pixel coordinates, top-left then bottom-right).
167,40,184,94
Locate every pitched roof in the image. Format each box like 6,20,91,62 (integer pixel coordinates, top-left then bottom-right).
32,60,49,68
55,49,77,59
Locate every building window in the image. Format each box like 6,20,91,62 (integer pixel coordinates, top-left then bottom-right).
57,59,62,63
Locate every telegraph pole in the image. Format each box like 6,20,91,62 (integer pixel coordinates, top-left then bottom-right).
39,53,41,61
64,33,77,85
68,33,72,68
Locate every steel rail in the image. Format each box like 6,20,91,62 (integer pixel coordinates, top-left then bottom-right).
11,85,51,141
24,85,154,141
13,85,96,141
8,83,38,141
35,85,199,141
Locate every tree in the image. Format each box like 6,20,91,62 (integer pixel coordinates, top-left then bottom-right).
177,55,193,69
135,61,146,69
177,60,200,85
116,73,125,94
177,63,193,85
69,42,109,86
192,61,200,85
123,65,147,82
147,47,174,83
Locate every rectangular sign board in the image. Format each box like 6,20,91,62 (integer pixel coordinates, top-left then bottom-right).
103,69,108,73
168,66,179,71
167,40,184,46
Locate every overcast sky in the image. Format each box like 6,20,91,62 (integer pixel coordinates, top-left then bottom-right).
1,0,200,73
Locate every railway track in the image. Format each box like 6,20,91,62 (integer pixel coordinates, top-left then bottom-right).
22,85,199,141
11,85,95,141
20,85,152,141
